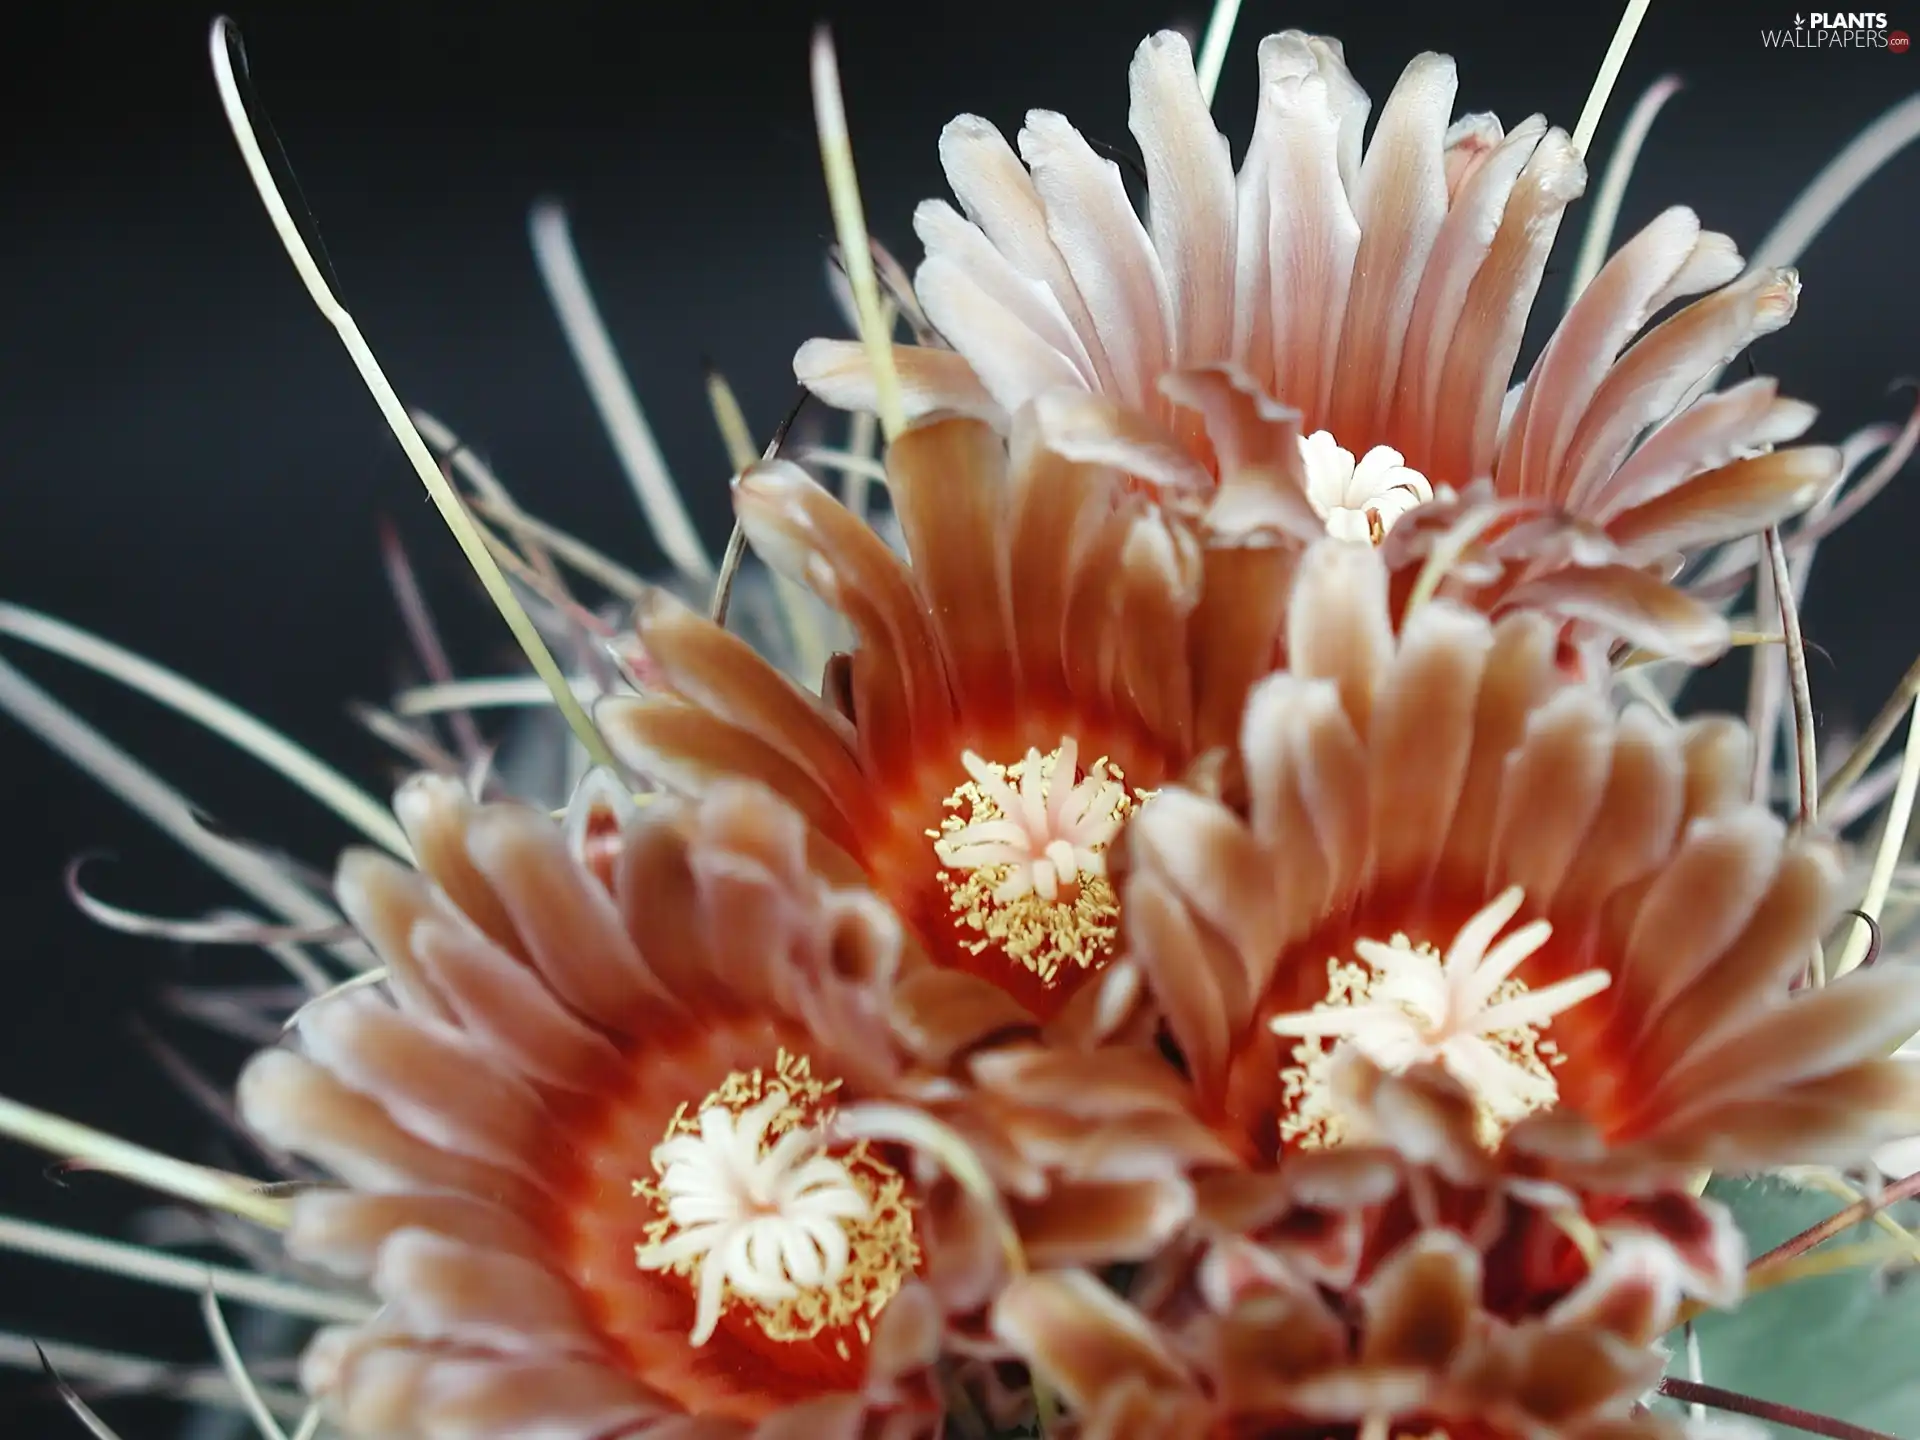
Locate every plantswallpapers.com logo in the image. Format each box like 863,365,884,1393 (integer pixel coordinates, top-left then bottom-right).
1764,11,1912,48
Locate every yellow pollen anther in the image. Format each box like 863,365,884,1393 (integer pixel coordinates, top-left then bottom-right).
634,1050,917,1353
1268,887,1613,1150
928,737,1148,986
1298,429,1434,545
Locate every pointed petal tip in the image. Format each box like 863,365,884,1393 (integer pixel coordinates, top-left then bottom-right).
460,799,556,880
392,770,465,826
332,844,430,938
940,111,999,145
1134,28,1198,67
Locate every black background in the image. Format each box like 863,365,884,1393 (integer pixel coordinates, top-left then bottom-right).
1,1,1916,1433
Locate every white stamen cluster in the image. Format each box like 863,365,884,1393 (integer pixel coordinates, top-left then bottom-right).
1298,429,1435,544
636,1088,869,1346
933,737,1127,902
1270,887,1613,1138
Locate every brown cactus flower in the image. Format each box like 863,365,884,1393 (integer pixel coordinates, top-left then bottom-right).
596,409,1289,1021
1120,538,1920,1202
796,29,1838,670
992,1220,1698,1440
239,775,1037,1438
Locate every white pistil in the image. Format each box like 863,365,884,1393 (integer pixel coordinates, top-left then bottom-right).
1298,430,1435,545
636,1089,869,1346
934,738,1127,903
1270,887,1613,1135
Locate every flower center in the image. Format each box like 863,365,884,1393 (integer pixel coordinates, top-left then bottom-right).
1267,887,1612,1150
927,737,1149,989
1298,429,1434,544
634,1049,918,1355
